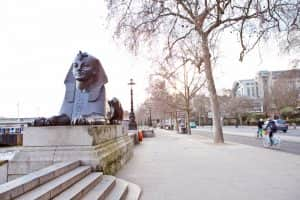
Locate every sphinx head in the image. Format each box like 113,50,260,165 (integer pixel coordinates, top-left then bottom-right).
72,51,100,83
64,51,108,90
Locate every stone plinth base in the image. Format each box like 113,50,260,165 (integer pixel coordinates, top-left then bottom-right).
5,125,133,181
23,125,127,146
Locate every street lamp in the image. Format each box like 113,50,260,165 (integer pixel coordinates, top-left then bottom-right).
148,106,152,127
128,78,137,130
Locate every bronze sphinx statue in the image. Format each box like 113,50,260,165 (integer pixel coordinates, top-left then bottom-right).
107,97,124,124
34,51,108,126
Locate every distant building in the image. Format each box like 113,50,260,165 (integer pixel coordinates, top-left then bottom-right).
256,69,300,99
0,118,34,134
232,79,259,98
256,70,270,99
0,117,34,126
232,68,300,112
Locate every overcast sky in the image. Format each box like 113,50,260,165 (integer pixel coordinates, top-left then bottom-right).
0,0,297,118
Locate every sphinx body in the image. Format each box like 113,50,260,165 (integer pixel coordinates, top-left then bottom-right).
34,51,108,126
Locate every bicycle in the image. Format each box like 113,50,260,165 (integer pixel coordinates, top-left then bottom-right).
256,128,263,138
262,129,281,149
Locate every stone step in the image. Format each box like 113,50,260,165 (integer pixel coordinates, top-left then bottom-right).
53,172,103,200
81,175,116,200
0,160,80,200
105,178,128,200
125,182,142,200
15,166,91,200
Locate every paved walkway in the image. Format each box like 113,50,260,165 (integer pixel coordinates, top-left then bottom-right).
116,129,300,200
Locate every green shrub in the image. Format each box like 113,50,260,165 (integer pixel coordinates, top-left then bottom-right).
280,106,295,119
287,118,300,125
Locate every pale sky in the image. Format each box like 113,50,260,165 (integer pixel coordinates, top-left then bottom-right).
0,0,297,118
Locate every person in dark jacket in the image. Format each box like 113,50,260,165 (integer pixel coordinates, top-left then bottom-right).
265,118,277,146
257,118,264,138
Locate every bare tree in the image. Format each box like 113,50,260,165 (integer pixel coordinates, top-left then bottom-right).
135,104,148,125
280,28,300,62
135,98,155,127
223,96,255,125
155,42,206,134
192,94,210,125
146,78,180,128
106,0,300,143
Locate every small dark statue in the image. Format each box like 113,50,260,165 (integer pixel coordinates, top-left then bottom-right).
107,97,123,124
33,51,108,126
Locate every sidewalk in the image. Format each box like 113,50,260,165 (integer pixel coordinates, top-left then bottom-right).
116,129,300,200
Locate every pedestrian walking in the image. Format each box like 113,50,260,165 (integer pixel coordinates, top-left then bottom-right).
235,119,239,128
257,118,264,138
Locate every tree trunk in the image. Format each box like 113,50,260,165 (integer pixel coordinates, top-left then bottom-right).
201,36,224,143
170,112,173,130
175,111,179,132
238,114,242,126
186,111,191,134
186,87,191,134
186,105,191,135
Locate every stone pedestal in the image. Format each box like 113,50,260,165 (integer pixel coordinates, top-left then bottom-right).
23,125,127,146
5,125,133,181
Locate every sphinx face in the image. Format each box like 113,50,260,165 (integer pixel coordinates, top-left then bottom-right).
72,57,97,82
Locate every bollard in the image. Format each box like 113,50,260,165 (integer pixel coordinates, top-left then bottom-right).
138,131,143,141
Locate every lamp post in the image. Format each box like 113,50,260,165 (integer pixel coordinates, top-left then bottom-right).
149,107,152,127
147,104,152,127
128,78,137,130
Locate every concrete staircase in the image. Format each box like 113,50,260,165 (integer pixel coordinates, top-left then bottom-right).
0,161,141,200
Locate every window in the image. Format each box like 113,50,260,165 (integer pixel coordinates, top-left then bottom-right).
251,87,255,97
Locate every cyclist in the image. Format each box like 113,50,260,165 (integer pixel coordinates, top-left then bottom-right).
264,118,277,146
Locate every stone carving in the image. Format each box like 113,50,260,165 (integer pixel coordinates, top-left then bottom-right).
33,114,70,126
107,97,123,124
33,51,108,126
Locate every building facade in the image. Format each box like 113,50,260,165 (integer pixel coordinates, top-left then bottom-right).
256,69,300,98
232,68,300,112
232,79,259,98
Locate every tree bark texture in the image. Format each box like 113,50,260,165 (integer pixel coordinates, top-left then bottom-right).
201,36,224,143
186,100,191,135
